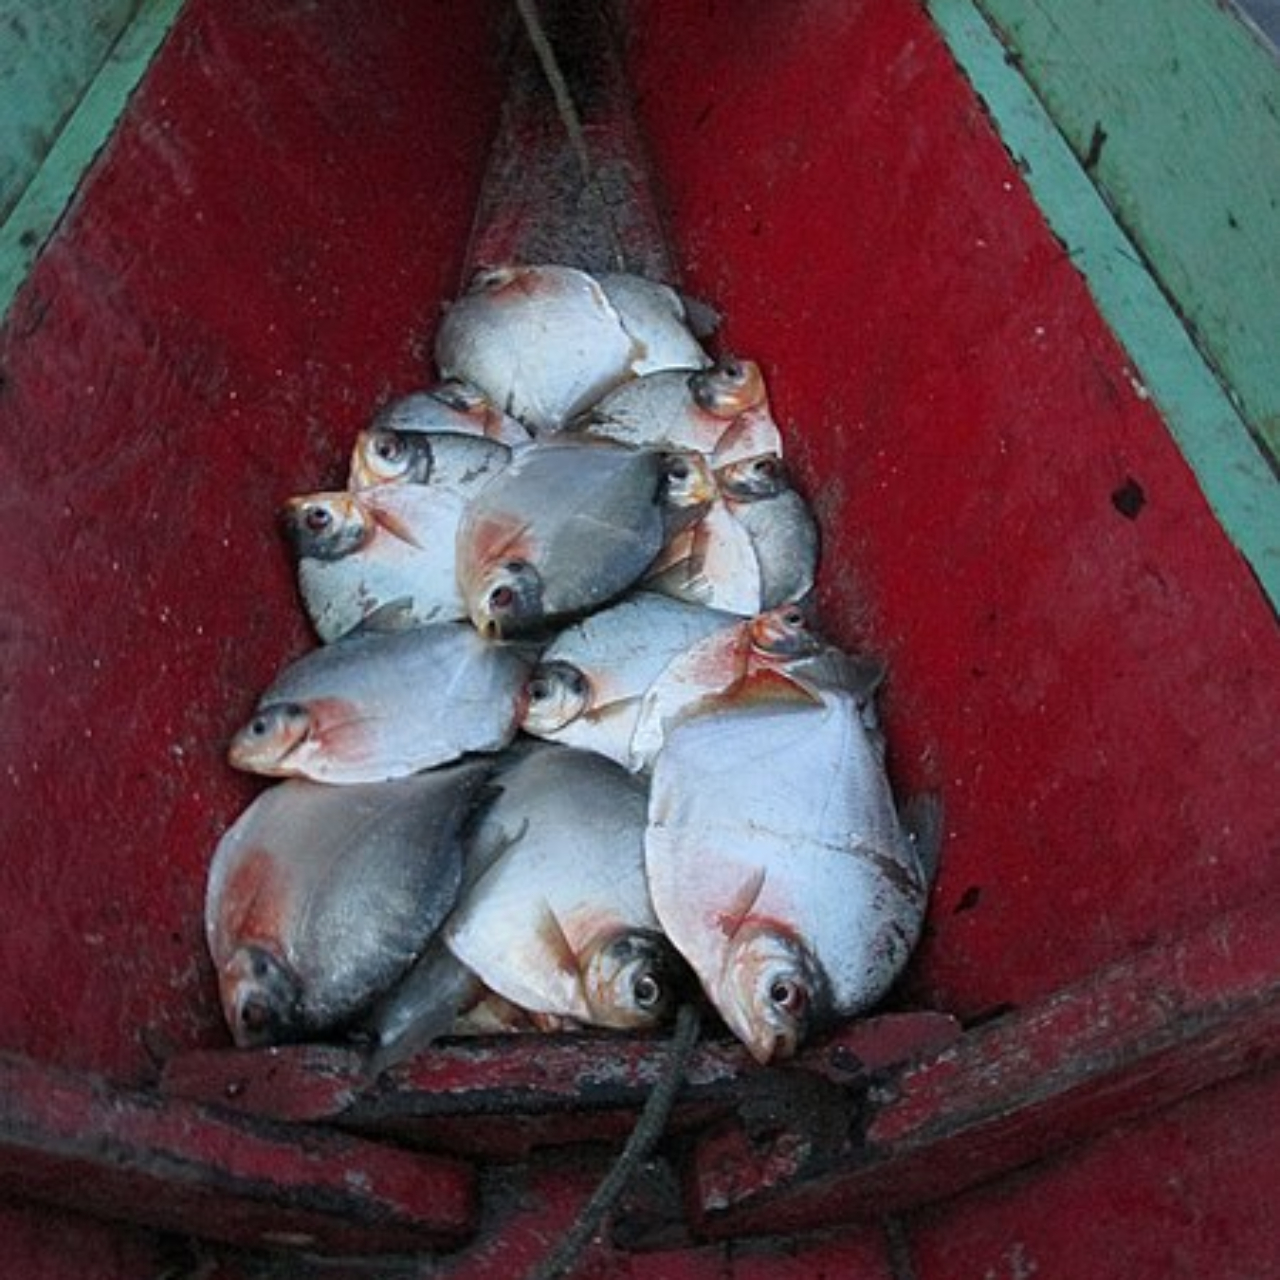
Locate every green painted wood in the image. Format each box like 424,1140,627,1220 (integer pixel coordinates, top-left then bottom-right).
972,0,1280,464
0,2,139,221
0,0,183,321
928,0,1280,612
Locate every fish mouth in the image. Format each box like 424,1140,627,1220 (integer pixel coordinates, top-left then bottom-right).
717,995,794,1065
227,703,313,776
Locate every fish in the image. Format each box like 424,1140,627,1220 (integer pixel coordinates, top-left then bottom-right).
627,604,815,769
205,763,490,1047
370,379,533,446
595,273,710,374
455,438,684,637
348,422,511,493
520,592,740,766
644,663,933,1063
227,620,531,783
283,485,467,641
715,454,820,607
630,605,886,770
436,265,703,433
570,356,783,468
643,490,765,616
444,746,688,1030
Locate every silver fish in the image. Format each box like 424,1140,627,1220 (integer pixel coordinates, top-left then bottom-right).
520,592,739,766
283,486,466,641
716,454,820,607
571,356,782,467
643,493,764,616
228,621,530,783
435,265,639,433
445,747,687,1030
595,273,710,374
205,764,489,1047
456,439,681,637
645,666,933,1063
629,605,872,769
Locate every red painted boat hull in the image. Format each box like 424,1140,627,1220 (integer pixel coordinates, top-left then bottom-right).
1,1,1277,1276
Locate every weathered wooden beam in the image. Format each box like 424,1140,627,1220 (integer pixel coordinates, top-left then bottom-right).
0,1051,476,1255
688,895,1280,1240
161,1015,962,1159
463,0,675,280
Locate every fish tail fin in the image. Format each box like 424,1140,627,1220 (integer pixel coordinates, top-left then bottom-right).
902,792,945,889
363,942,480,1078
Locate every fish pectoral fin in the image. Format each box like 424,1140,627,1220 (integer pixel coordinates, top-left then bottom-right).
370,504,426,550
721,667,823,711
532,903,591,1019
715,866,769,953
535,903,583,979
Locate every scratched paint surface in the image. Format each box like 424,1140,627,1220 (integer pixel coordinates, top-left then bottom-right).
0,0,1278,1274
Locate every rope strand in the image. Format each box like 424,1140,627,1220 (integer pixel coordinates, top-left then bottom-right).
523,1002,702,1280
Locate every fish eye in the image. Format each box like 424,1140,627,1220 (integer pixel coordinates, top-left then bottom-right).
782,608,806,628
633,974,663,1009
249,717,270,737
754,457,780,479
665,456,691,480
768,978,807,1016
489,585,516,610
304,505,332,532
527,675,550,701
373,433,405,463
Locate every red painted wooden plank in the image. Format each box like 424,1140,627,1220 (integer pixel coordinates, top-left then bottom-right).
0,1051,476,1255
464,0,675,279
160,1014,961,1158
688,894,1280,1240
904,1063,1280,1280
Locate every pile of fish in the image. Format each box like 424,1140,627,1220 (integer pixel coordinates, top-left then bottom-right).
206,263,938,1068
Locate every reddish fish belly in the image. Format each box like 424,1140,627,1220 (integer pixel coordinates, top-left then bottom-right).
213,846,292,970
293,697,377,774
